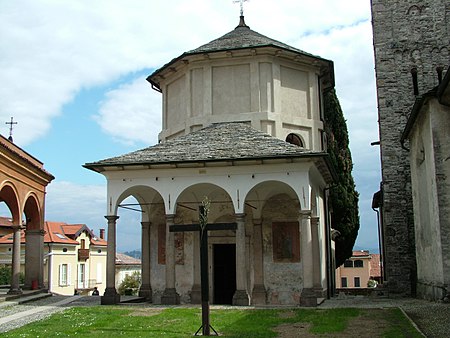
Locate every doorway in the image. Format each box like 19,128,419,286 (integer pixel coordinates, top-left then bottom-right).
213,244,236,304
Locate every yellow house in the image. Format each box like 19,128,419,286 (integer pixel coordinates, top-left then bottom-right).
335,250,381,289
0,221,107,295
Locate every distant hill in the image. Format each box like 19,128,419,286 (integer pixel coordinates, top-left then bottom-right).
122,250,141,259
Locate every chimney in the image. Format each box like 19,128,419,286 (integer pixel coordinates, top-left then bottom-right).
99,228,105,240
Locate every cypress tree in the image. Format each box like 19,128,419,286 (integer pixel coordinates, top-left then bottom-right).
323,89,360,267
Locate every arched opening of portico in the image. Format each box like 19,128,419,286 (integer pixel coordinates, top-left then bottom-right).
174,183,237,305
0,186,19,287
245,180,302,305
113,186,165,302
23,194,43,289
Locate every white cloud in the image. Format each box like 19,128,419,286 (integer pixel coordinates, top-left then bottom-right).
45,180,106,230
0,0,382,250
96,77,162,145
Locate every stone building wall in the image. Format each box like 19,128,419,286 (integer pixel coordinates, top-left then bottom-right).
371,0,450,295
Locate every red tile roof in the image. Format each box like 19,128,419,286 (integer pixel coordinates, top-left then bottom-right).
370,254,381,278
352,250,370,257
0,221,106,246
116,253,141,265
0,216,14,227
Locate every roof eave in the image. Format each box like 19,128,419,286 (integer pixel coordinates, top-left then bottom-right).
84,152,330,173
147,46,334,91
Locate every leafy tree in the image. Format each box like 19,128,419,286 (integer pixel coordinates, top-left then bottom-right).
118,271,141,296
323,89,360,267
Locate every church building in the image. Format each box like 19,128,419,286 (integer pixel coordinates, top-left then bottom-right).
85,15,337,306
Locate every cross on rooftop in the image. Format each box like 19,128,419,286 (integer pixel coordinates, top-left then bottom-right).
5,117,17,142
233,0,248,16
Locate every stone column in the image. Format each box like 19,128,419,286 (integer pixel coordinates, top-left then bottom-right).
102,215,120,305
161,214,180,304
24,229,45,289
233,213,250,305
8,225,23,295
251,218,266,304
311,216,322,290
190,230,201,303
299,210,316,306
139,221,152,301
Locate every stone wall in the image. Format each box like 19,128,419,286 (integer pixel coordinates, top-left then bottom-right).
371,0,450,295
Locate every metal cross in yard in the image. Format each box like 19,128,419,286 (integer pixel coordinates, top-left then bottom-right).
169,198,237,336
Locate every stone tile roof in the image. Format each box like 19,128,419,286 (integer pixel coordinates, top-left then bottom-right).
187,18,316,57
85,122,326,169
147,17,331,84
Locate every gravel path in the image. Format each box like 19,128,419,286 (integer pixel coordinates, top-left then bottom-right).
0,295,101,333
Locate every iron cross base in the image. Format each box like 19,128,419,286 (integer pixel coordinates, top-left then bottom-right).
194,301,218,336
170,221,237,336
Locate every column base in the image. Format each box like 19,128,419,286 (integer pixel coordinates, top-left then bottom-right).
232,289,250,306
7,288,22,295
251,284,267,305
138,284,153,302
101,287,120,305
161,288,180,305
190,284,201,304
300,288,319,307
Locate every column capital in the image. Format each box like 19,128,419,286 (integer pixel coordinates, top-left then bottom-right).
299,210,312,219
105,215,119,222
141,221,151,228
252,218,262,226
25,229,45,236
165,214,176,223
235,213,246,221
310,216,320,226
11,224,25,231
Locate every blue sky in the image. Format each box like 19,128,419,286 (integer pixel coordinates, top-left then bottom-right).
0,0,380,253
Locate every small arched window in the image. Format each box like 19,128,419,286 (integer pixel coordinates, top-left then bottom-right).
286,133,304,147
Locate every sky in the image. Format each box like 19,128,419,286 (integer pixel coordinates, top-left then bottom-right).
0,0,381,253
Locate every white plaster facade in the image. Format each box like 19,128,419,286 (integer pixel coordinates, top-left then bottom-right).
402,69,450,300
86,17,336,306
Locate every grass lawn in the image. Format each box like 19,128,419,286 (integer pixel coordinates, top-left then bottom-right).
2,306,422,337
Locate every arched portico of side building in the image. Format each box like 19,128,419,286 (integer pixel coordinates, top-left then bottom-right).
0,135,54,294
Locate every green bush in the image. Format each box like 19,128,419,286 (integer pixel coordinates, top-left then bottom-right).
0,265,24,285
0,264,11,285
118,271,141,295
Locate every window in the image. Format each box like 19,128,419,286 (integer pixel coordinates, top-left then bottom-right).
354,260,364,268
344,260,353,268
354,277,361,288
286,133,304,147
341,277,348,288
59,264,71,286
96,263,102,284
81,239,86,249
